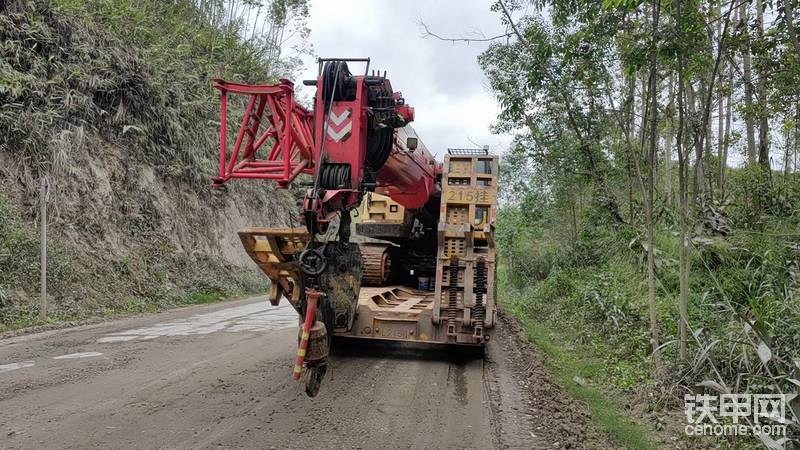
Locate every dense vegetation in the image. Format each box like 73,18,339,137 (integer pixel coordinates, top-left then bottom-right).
0,0,307,330
478,0,800,446
1,0,307,187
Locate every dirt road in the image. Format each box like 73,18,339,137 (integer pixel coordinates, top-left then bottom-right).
0,296,604,449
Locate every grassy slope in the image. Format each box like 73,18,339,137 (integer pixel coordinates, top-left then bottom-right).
0,195,263,333
0,0,284,331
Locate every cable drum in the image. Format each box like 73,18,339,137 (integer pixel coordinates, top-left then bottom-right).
320,60,401,172
321,61,353,105
365,81,395,171
319,164,351,190
366,124,392,170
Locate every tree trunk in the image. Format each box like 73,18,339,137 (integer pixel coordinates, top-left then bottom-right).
741,1,757,165
720,64,732,194
785,121,792,179
676,0,690,363
614,70,645,225
628,152,635,223
796,106,800,176
756,0,770,170
646,0,661,374
705,97,713,193
717,0,724,163
640,74,648,152
251,5,262,40
571,188,579,241
687,81,705,201
665,73,675,207
785,0,800,53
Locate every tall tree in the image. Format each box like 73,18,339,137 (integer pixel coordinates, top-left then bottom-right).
719,64,732,193
741,1,757,165
675,0,690,363
665,73,675,206
756,0,770,169
717,0,724,174
645,0,662,373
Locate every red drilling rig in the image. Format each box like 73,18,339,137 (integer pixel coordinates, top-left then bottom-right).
213,58,497,396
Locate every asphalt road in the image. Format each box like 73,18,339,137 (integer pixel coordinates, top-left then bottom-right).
0,296,599,449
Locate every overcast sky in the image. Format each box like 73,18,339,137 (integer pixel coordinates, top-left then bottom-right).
294,0,513,159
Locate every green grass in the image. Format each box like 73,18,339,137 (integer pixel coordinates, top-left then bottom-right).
501,276,658,449
186,291,227,305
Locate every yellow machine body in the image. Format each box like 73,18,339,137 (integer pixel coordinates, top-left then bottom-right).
238,150,498,346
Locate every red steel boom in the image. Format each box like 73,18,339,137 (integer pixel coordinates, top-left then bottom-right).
211,79,314,188
211,58,439,235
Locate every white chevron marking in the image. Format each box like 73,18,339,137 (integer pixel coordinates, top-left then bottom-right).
329,109,351,126
327,122,352,142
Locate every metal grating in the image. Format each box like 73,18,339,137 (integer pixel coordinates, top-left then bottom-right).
447,146,490,155
445,238,465,258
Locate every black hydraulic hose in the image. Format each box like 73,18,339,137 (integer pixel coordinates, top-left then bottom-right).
309,61,343,238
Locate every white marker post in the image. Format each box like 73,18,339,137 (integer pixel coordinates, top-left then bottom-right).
39,176,49,322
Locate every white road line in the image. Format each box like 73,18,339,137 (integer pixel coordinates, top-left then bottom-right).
52,352,103,360
97,301,297,343
0,361,35,374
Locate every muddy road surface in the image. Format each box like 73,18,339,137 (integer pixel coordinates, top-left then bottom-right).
0,296,605,449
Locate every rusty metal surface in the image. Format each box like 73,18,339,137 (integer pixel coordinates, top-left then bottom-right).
309,242,363,333
301,321,329,364
433,153,499,343
337,286,483,345
355,222,411,238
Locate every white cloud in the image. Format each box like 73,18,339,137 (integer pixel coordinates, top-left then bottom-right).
295,0,513,159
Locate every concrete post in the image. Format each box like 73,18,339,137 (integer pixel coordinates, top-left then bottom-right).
39,176,48,321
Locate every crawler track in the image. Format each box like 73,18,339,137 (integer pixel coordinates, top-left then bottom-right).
359,243,392,286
